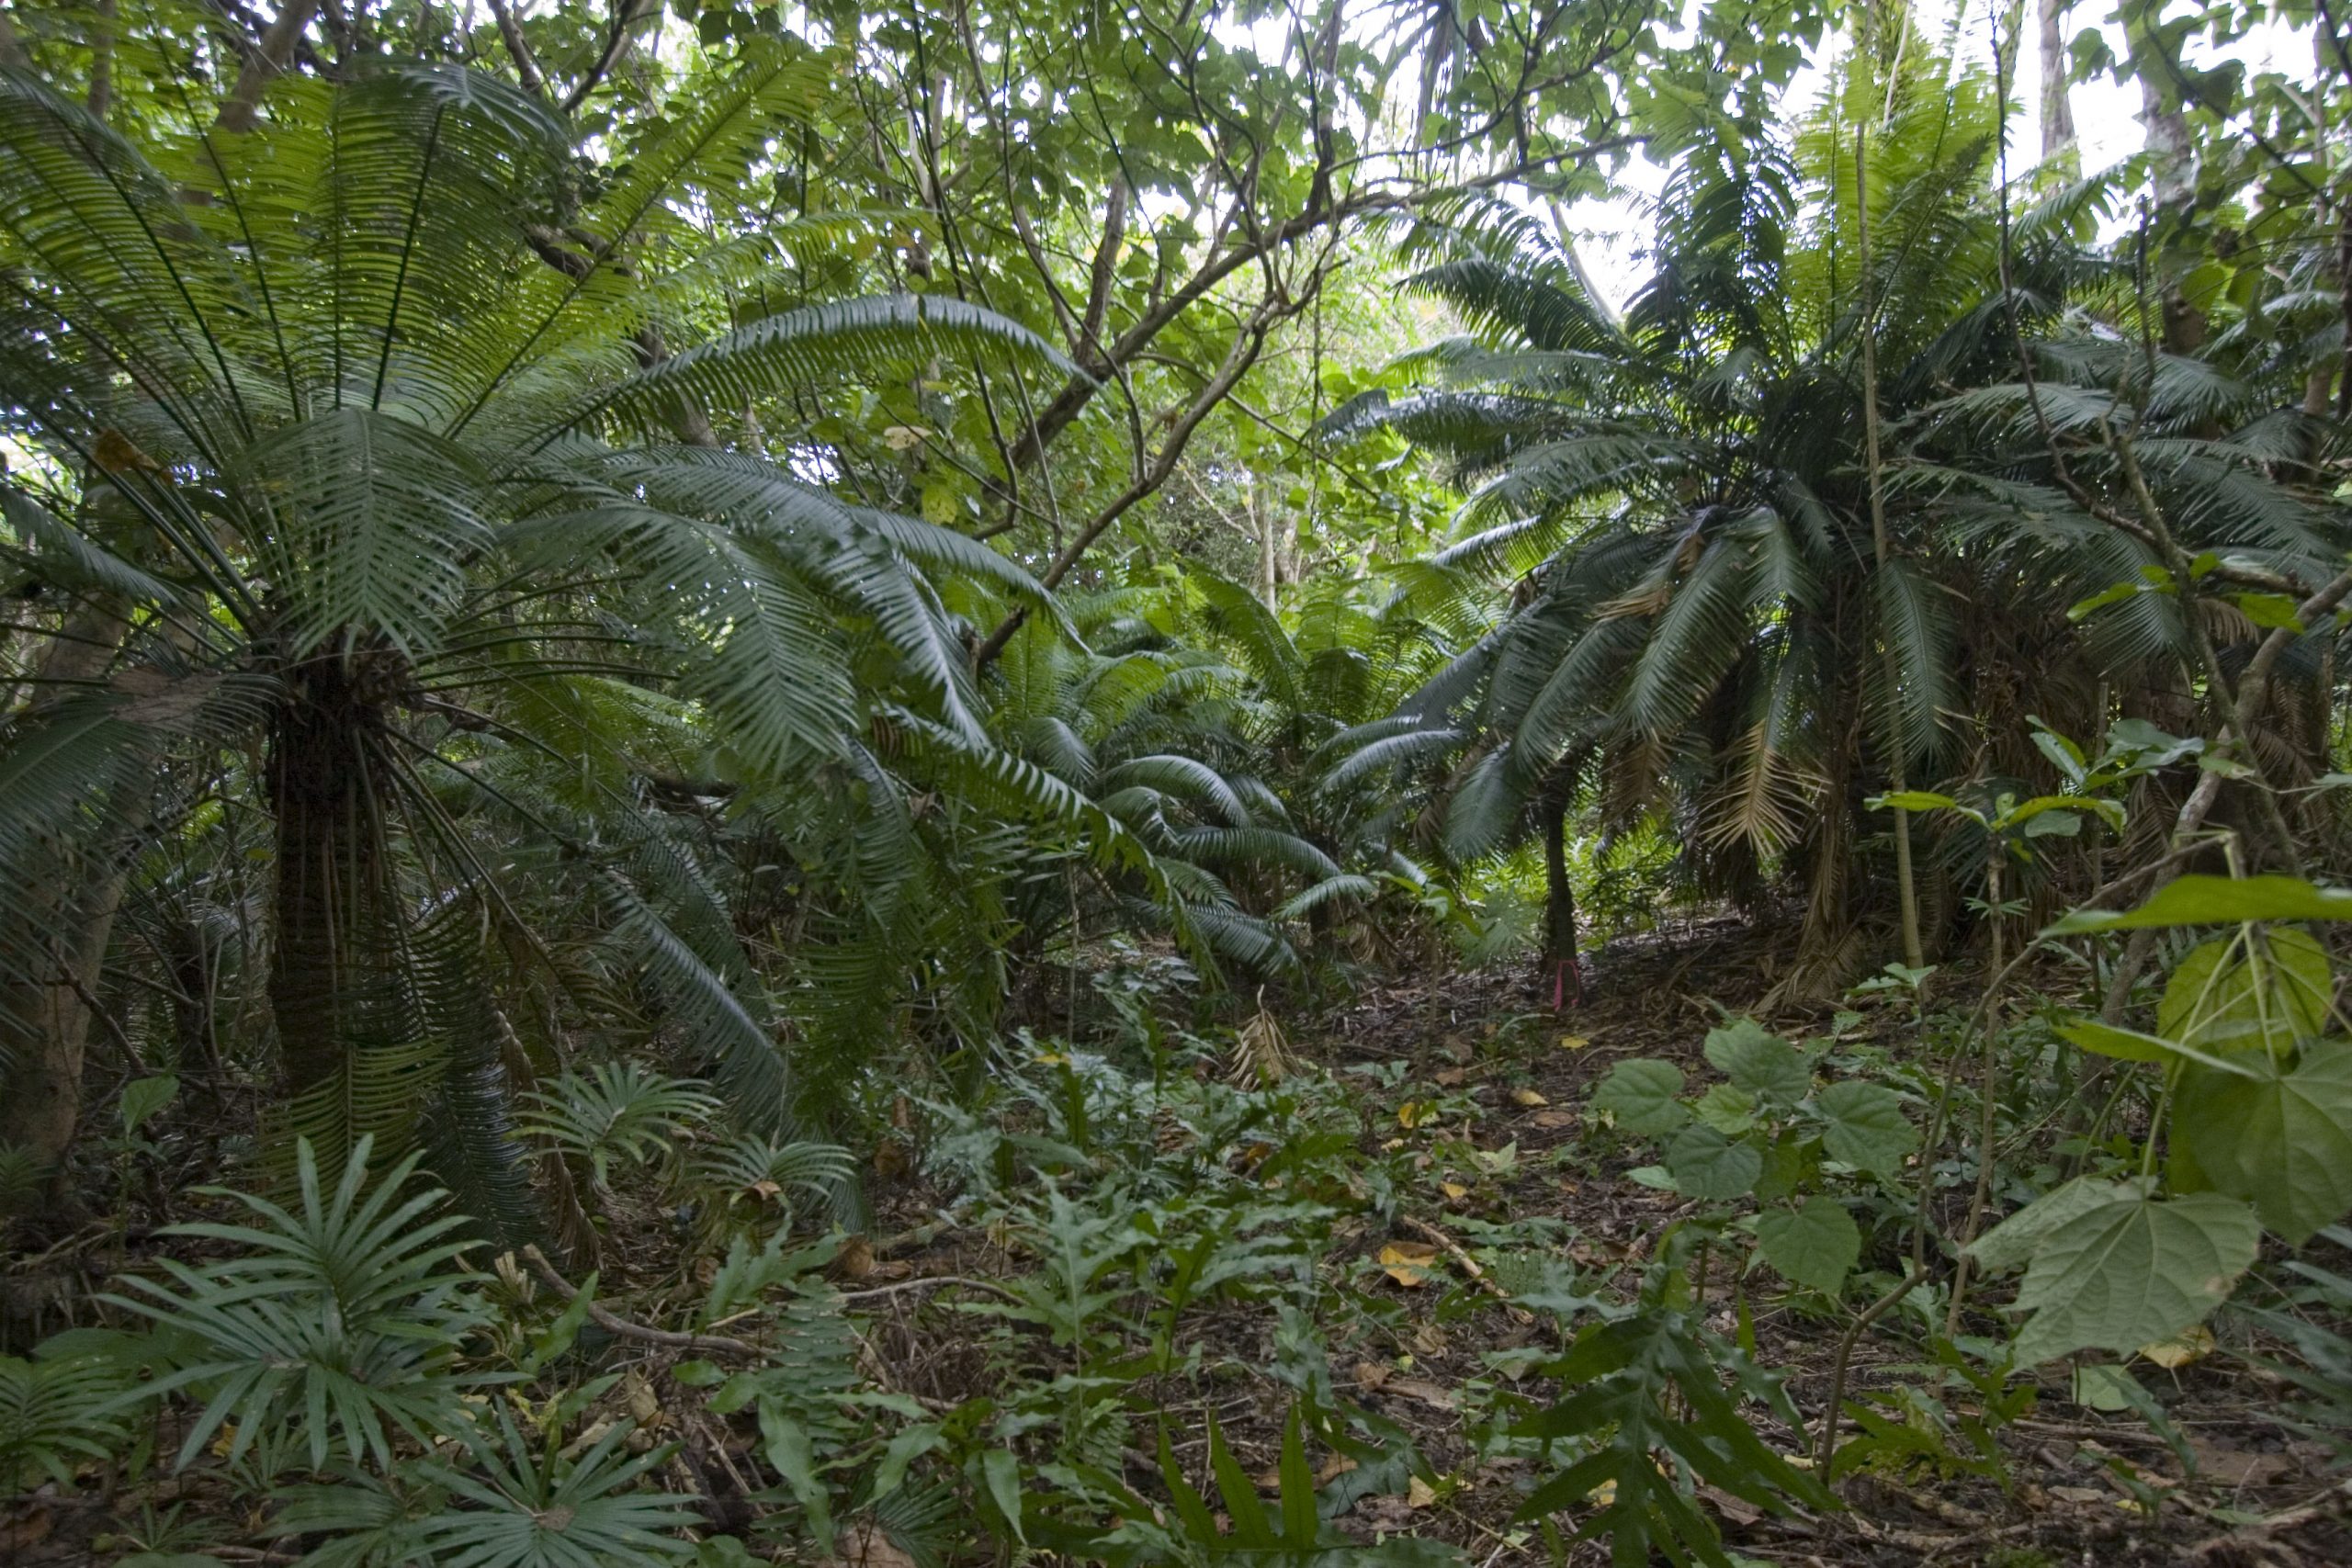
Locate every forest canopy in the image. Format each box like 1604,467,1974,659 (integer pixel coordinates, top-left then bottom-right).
3,0,2351,1562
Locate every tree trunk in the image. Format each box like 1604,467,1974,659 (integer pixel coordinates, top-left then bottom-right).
266,652,401,1100
1539,782,1583,1010
218,0,317,133
0,604,132,1201
2037,0,2075,167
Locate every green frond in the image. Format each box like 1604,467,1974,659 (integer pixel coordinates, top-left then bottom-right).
577,294,1078,444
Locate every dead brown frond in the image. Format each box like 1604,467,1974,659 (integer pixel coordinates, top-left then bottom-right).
1229,991,1298,1086
1702,722,1826,858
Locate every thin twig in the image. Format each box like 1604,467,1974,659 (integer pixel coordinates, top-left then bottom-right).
518,1246,763,1357
835,1273,1023,1304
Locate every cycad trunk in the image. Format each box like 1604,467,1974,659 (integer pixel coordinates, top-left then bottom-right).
266,651,404,1098
1540,784,1583,1009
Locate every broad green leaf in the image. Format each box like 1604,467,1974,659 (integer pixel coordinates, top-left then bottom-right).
2159,930,2332,1051
120,1074,178,1136
2173,1042,2352,1245
1591,1059,1689,1136
2048,874,2352,932
2056,1018,2262,1077
1749,1131,1814,1202
1869,789,1960,812
1663,1125,1762,1201
2002,1188,2261,1364
1692,1082,1757,1135
1756,1198,1860,1293
2232,591,2303,631
1702,1018,1809,1105
1809,1081,1917,1175
1969,1176,2134,1274
2071,1363,2151,1412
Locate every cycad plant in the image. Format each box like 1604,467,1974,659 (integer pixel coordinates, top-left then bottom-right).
1324,38,2349,997
0,51,1069,1192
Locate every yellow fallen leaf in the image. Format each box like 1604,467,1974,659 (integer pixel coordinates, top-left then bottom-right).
1377,1241,1442,1287
1397,1100,1441,1128
2139,1325,2215,1369
1558,1033,1589,1051
1317,1453,1357,1483
1510,1087,1550,1107
1439,1180,1469,1200
1406,1476,1439,1508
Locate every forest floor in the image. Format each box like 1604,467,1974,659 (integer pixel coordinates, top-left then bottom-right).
864,914,2352,1567
1285,925,2351,1565
11,918,2352,1567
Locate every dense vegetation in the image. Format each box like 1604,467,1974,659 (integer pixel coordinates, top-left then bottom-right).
4,0,2351,1562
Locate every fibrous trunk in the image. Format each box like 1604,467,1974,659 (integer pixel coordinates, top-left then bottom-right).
266,651,404,1100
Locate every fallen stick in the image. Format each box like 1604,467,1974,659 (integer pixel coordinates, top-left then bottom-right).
1400,1215,1534,1324
518,1246,764,1358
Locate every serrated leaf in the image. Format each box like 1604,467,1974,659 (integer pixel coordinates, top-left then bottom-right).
1756,1198,1860,1293
2006,1189,2260,1364
1692,1083,1756,1135
1810,1081,1916,1175
1663,1125,1761,1201
1702,1019,1810,1105
1591,1059,1688,1136
1969,1176,2132,1274
2173,1041,2352,1245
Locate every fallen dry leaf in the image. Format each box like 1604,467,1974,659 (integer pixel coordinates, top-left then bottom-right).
1529,1109,1577,1130
1406,1475,1439,1507
1378,1241,1442,1287
1439,1181,1470,1200
1432,1066,1469,1088
2139,1325,2215,1369
1317,1453,1358,1483
828,1520,918,1568
1696,1483,1762,1527
1557,1033,1590,1051
1510,1087,1550,1107
1383,1376,1457,1411
2188,1438,2291,1489
1352,1359,1394,1392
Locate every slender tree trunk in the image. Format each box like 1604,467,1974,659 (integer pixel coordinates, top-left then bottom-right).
1858,128,1926,971
2037,0,2075,167
1539,780,1583,1010
0,603,131,1201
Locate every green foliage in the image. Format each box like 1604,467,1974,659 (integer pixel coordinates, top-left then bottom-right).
1971,1180,2261,1364
1589,1018,1916,1294
0,1343,134,1489
1975,874,2352,1360
1516,1309,1830,1567
518,1062,719,1186
107,1137,489,1474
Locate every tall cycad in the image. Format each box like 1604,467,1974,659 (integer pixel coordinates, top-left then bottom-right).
0,53,1068,1190
1322,49,2326,996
